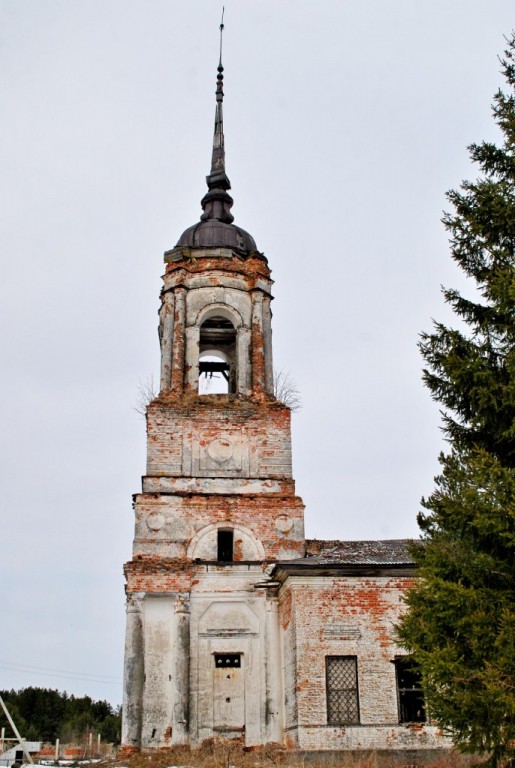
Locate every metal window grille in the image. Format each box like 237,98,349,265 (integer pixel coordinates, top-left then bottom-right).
326,656,360,725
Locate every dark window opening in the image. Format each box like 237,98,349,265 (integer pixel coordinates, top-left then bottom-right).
395,657,426,723
326,655,360,725
215,653,241,668
217,529,234,562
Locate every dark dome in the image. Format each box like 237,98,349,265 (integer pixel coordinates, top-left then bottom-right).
176,219,257,254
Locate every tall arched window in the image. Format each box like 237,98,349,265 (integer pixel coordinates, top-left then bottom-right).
198,315,237,394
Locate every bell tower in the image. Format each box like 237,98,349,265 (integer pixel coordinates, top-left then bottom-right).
121,20,305,751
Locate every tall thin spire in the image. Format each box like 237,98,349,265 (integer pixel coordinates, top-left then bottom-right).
201,8,234,224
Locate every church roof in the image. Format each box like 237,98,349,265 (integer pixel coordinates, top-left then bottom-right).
303,538,416,566
271,539,417,579
176,220,257,253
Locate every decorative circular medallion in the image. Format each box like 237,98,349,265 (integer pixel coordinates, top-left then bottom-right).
207,438,234,463
146,512,165,531
275,514,293,533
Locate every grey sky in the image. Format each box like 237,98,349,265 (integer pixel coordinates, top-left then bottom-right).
1,1,512,707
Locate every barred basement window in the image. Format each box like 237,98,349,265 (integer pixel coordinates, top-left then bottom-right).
326,655,360,725
395,657,426,723
215,653,241,668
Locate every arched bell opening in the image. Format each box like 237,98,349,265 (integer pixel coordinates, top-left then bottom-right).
198,316,237,394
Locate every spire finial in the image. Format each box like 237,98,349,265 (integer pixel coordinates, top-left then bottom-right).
200,6,234,224
219,7,224,68
215,8,225,109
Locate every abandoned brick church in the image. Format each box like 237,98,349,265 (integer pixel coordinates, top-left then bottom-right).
120,39,449,756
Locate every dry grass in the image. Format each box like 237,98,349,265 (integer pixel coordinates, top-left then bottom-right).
103,744,483,768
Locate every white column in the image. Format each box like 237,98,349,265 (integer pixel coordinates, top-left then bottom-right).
251,291,266,394
265,597,283,743
121,594,145,748
159,292,175,392
262,295,274,396
171,287,186,393
172,597,190,745
184,326,200,392
237,327,252,395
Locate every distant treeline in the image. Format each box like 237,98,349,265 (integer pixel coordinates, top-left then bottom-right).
0,688,121,745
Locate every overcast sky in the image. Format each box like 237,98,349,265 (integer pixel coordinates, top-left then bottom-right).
1,1,512,708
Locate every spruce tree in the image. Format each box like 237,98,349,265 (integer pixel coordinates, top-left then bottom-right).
397,35,515,768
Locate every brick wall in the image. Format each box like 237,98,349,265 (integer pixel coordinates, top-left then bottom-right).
146,398,293,479
279,575,450,751
132,492,305,561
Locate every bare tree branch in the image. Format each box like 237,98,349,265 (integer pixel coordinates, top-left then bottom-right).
134,375,158,417
273,368,302,411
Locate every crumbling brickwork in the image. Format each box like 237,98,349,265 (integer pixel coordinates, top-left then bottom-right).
145,398,294,480
121,52,451,757
121,221,451,755
278,574,447,750
122,231,307,749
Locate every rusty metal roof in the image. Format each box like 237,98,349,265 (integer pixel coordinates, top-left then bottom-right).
176,219,257,253
299,538,416,566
